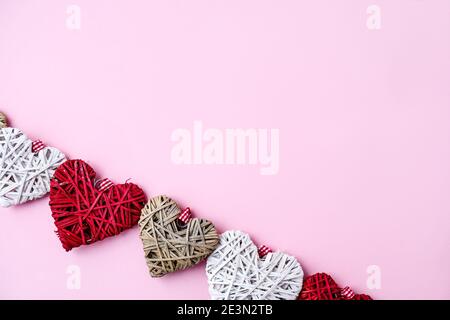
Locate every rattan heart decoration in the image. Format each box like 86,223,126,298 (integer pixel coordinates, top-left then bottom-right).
139,195,219,277
0,127,66,207
206,230,304,300
0,112,7,128
49,159,147,251
299,272,373,300
298,272,341,300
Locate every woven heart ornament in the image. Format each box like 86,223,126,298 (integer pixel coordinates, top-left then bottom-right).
0,127,66,207
49,159,147,251
206,230,304,300
139,195,219,277
299,272,341,300
0,112,7,128
299,272,373,300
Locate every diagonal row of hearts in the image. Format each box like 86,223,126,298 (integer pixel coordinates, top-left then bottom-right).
0,112,371,300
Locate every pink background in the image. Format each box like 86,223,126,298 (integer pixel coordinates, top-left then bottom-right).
0,0,449,299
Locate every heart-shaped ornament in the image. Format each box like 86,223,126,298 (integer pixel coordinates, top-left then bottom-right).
206,230,304,300
49,159,147,251
299,272,341,300
299,273,373,300
139,195,219,277
0,112,7,128
0,127,66,207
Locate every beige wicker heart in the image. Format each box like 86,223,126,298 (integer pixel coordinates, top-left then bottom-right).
0,112,7,128
139,195,219,277
206,230,304,300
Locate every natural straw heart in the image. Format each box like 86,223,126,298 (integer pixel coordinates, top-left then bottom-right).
206,230,304,300
0,112,7,128
0,127,66,207
139,195,219,277
49,159,147,251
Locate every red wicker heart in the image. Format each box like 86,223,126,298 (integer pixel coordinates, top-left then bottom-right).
299,273,341,300
352,294,373,300
299,272,373,300
49,159,147,251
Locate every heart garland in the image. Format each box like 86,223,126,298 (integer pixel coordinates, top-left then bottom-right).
0,111,376,299
206,230,304,300
0,127,66,207
139,195,219,277
49,159,147,251
299,273,373,300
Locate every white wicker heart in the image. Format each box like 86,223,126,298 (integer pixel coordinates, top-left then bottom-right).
0,127,66,207
206,230,304,300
